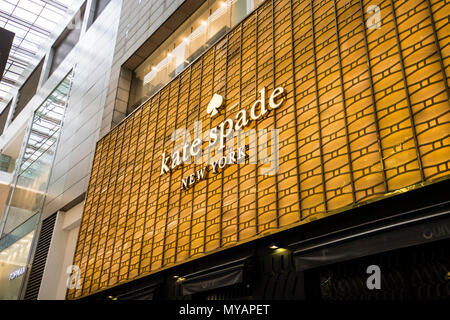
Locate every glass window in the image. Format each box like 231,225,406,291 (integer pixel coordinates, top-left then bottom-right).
86,0,112,29
0,229,34,300
129,0,265,112
48,5,85,77
1,71,73,236
93,0,111,23
0,154,15,173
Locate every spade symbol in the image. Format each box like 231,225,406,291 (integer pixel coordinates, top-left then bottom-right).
206,93,224,118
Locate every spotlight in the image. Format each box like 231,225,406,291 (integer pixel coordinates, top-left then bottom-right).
174,276,186,282
269,243,278,250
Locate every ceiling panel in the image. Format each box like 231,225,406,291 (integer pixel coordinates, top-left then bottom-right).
0,0,73,113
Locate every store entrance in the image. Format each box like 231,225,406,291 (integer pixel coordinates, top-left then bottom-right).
305,239,450,300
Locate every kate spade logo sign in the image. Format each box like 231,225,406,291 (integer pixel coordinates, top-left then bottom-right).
160,87,285,190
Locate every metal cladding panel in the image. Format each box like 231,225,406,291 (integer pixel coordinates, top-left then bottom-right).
0,27,14,82
68,0,450,299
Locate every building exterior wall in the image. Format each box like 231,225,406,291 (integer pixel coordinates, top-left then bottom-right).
0,0,123,300
0,0,447,301
68,0,450,299
42,0,123,221
101,0,187,138
1,0,198,300
38,202,83,300
33,0,123,300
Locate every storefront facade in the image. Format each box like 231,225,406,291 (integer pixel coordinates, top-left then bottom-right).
67,0,449,300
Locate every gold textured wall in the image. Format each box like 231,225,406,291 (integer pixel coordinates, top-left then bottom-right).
68,0,450,299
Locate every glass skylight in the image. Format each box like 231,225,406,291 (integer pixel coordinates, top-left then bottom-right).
0,0,72,113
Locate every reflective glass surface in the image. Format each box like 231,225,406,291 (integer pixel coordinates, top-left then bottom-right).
0,0,71,112
1,71,73,236
130,0,265,110
0,229,34,300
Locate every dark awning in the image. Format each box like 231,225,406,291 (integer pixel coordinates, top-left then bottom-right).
180,256,249,296
291,209,450,272
115,283,160,300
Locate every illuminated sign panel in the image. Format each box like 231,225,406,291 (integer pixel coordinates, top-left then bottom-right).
9,267,26,281
161,87,285,189
68,0,450,299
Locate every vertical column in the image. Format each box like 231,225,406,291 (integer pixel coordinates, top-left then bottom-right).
81,132,112,296
98,125,126,290
159,79,181,267
190,50,213,257
428,0,450,83
162,77,182,266
150,85,173,271
128,102,152,279
256,1,278,234
274,0,301,227
107,116,135,287
333,0,387,202
117,107,145,283
363,0,423,191
188,59,207,258
175,70,193,262
185,62,202,256
221,26,241,247
205,39,227,252
238,13,258,241
139,94,162,274
89,126,121,293
313,0,354,211
292,0,327,221
391,0,450,181
70,135,106,299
